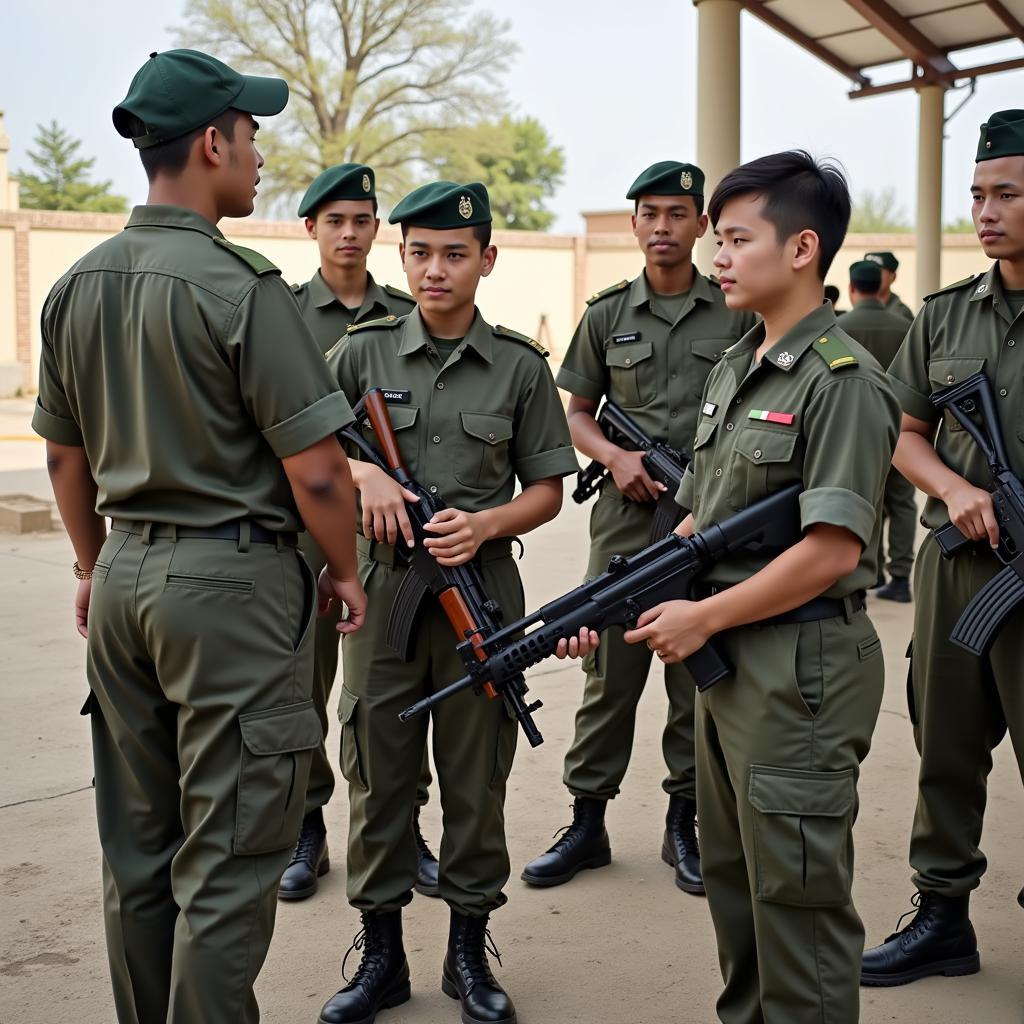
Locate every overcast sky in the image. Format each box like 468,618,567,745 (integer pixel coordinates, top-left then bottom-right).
3,0,1023,232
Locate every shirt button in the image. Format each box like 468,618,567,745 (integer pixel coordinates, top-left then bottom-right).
947,374,955,384
430,485,438,494
735,397,742,405
437,381,445,390
488,432,496,440
715,468,723,477
1000,388,1008,397
1009,339,1016,347
726,422,734,431
753,449,763,459
433,435,441,444
671,373,678,379
670,410,678,418
624,357,632,366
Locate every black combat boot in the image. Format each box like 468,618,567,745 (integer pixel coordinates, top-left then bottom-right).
876,576,912,603
519,797,611,887
442,910,516,1024
319,910,411,1024
413,806,440,898
278,808,329,901
861,891,980,987
661,795,705,895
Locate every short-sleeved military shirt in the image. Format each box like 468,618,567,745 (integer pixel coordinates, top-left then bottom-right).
32,205,353,531
555,270,757,458
291,269,415,353
888,264,1024,528
328,307,579,513
676,303,900,597
836,298,910,370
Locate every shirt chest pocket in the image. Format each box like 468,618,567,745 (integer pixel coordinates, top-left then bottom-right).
926,356,986,435
689,338,731,397
604,340,656,408
361,403,419,464
729,426,800,511
455,411,514,490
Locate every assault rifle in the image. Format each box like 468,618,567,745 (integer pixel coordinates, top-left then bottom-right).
572,401,689,541
339,388,544,747
399,484,803,732
928,372,1024,655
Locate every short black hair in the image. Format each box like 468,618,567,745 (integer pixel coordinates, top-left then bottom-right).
123,109,240,182
400,221,491,249
850,276,881,296
708,150,850,278
824,284,840,304
633,195,705,217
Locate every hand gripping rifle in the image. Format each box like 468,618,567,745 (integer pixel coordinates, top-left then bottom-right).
927,372,1024,655
399,483,803,731
338,388,544,747
571,401,690,541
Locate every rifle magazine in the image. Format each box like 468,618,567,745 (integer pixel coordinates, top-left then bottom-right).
950,564,1024,656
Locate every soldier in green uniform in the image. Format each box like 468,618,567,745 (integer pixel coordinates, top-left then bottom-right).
317,181,579,1024
864,250,915,321
280,162,439,902
579,151,897,1023
838,260,917,602
32,49,365,1024
521,161,755,896
862,110,1024,987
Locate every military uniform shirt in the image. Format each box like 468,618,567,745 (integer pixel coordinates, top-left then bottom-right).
291,269,416,354
328,307,579,512
887,264,1024,528
676,303,900,596
885,290,915,322
556,271,757,457
836,298,909,370
32,205,353,531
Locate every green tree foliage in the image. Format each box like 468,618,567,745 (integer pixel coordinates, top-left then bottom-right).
17,120,127,212
175,0,518,208
848,187,911,233
424,116,564,230
944,216,976,234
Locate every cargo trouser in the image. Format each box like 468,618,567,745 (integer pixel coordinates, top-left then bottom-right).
84,525,320,1024
298,531,432,815
563,486,697,800
909,535,1024,896
696,606,884,1024
340,539,521,916
875,468,918,579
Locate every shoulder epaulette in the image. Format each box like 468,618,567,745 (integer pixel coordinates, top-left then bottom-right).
923,274,982,302
383,283,415,304
213,237,279,275
347,314,405,334
493,324,548,357
811,332,859,372
586,279,629,306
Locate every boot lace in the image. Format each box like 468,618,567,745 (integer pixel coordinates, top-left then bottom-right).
456,921,504,988
886,891,939,944
549,803,589,852
288,817,322,867
341,915,391,985
413,813,435,860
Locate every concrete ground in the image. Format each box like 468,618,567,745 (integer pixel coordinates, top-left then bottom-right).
0,397,1021,1023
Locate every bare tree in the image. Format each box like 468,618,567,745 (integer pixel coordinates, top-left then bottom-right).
175,0,517,210
848,187,911,233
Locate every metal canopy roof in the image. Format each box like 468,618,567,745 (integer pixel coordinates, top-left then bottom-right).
741,1,1024,97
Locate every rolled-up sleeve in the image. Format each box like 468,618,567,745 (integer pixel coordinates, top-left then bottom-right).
554,307,607,402
887,308,938,422
514,361,580,485
33,300,83,446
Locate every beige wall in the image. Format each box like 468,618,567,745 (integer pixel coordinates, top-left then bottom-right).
0,209,992,397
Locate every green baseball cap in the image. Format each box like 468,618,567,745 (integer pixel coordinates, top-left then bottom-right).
113,49,288,149
849,260,882,289
388,181,491,228
976,109,1024,162
298,164,376,218
865,251,898,272
626,161,704,200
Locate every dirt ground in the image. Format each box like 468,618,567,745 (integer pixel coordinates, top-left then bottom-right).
0,419,1021,1024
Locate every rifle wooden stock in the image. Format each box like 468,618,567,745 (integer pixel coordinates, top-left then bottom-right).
437,589,500,700
363,388,409,479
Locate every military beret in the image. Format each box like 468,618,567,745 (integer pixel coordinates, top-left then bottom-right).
298,164,376,218
976,109,1024,162
849,260,882,289
626,161,704,200
865,251,898,272
388,181,490,228
113,49,288,149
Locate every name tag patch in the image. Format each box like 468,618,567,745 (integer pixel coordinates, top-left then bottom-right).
748,409,794,426
702,402,718,416
382,389,411,404
613,331,642,344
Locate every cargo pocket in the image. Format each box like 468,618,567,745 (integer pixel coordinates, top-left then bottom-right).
729,426,800,510
234,700,321,855
604,340,656,407
748,764,855,907
291,550,317,652
904,638,917,726
455,412,514,490
489,701,519,788
338,685,368,790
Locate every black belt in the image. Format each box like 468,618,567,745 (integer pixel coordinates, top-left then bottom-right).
691,584,866,625
111,519,298,547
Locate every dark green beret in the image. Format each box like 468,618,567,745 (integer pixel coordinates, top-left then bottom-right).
298,164,376,218
388,181,490,228
113,49,287,149
626,161,704,200
849,260,882,289
976,109,1024,162
864,251,898,272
